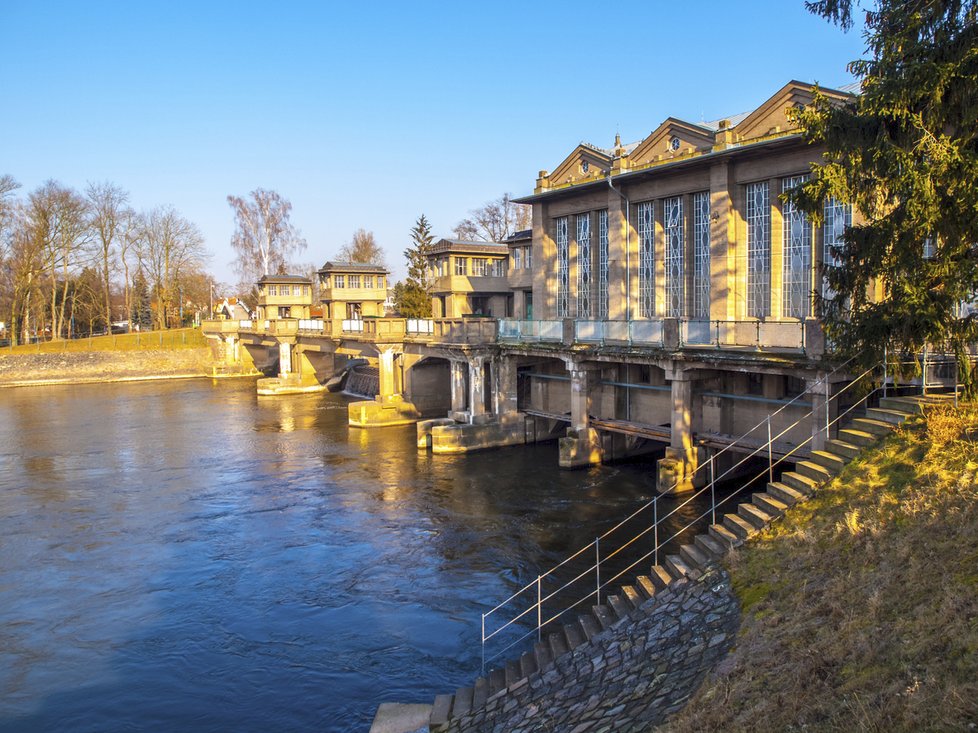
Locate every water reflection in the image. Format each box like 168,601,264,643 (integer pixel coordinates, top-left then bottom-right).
0,379,736,733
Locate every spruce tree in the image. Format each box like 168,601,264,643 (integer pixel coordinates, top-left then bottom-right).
398,215,434,318
794,0,978,389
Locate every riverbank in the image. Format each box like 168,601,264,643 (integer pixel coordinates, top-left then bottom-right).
0,348,228,387
660,401,978,731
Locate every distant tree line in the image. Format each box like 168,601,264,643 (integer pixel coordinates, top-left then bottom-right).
0,175,211,344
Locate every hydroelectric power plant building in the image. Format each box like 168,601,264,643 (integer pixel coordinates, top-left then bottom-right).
204,80,890,493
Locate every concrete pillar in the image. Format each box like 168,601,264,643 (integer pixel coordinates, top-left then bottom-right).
378,348,397,399
569,366,595,431
278,342,293,376
450,360,467,412
808,372,830,451
494,355,519,418
225,335,238,365
658,368,702,494
468,356,486,422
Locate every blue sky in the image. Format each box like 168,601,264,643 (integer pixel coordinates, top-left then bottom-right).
0,1,866,285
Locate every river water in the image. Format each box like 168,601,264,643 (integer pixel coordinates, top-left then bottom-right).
0,379,739,732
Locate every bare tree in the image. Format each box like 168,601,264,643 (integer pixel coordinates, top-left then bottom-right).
118,208,143,332
453,193,531,242
6,203,45,344
86,181,128,329
140,206,206,330
27,181,92,339
337,228,385,265
227,189,306,283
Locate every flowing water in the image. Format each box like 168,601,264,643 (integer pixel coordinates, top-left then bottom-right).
0,379,748,732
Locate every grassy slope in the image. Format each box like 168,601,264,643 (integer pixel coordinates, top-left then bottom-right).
662,403,978,732
2,327,206,354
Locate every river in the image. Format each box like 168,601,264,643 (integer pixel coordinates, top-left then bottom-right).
0,378,738,732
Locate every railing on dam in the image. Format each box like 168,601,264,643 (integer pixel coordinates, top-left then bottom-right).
204,316,813,353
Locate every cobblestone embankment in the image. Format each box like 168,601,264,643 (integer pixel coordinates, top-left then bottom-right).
443,567,739,733
0,348,220,387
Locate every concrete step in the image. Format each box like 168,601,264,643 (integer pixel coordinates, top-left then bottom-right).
431,694,453,728
635,574,658,599
795,459,834,483
810,449,846,473
709,522,742,548
578,613,600,642
533,639,553,671
664,553,693,579
679,542,710,570
452,686,473,718
781,471,819,495
850,417,895,436
649,564,673,590
753,492,789,517
547,629,568,659
519,650,537,679
825,438,861,459
621,584,644,610
723,512,756,540
880,396,925,414
563,622,584,651
694,532,726,559
606,594,630,620
472,676,489,709
738,502,774,530
488,667,505,695
767,481,806,506
838,427,877,447
866,406,913,425
591,604,615,631
504,659,520,689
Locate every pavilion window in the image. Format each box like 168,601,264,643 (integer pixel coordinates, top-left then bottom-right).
746,182,771,318
782,175,812,319
577,212,591,318
349,275,361,289
472,258,488,277
267,284,277,296
637,201,655,318
455,257,468,276
334,275,344,288
555,216,569,317
692,191,710,319
597,209,609,319
664,196,684,317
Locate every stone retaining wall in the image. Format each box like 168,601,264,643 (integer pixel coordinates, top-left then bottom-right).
444,568,738,733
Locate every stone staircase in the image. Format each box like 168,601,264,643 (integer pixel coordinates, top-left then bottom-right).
429,393,948,732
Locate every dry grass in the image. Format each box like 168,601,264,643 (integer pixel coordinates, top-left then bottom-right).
2,327,206,354
660,403,978,732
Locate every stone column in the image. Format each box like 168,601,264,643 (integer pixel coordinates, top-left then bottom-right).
378,348,397,399
494,354,519,418
808,371,830,451
657,367,701,494
559,362,602,469
450,360,467,413
569,366,595,431
468,356,487,422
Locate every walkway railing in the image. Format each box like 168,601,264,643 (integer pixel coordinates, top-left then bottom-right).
479,353,970,673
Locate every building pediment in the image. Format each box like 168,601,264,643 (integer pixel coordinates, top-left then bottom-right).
732,81,854,142
628,119,716,166
548,144,613,187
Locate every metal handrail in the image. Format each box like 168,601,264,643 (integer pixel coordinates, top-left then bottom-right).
480,352,971,672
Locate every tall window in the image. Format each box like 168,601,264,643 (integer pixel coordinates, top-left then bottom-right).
524,246,532,269
512,248,522,270
472,258,488,276
782,175,812,318
664,196,684,317
363,275,373,288
348,274,361,288
637,202,655,318
692,192,710,319
455,257,468,276
334,276,344,288
577,213,591,318
822,197,850,300
598,209,609,319
746,182,771,317
555,217,569,317
267,284,277,296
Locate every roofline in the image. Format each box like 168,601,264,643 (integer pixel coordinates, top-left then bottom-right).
513,132,807,205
